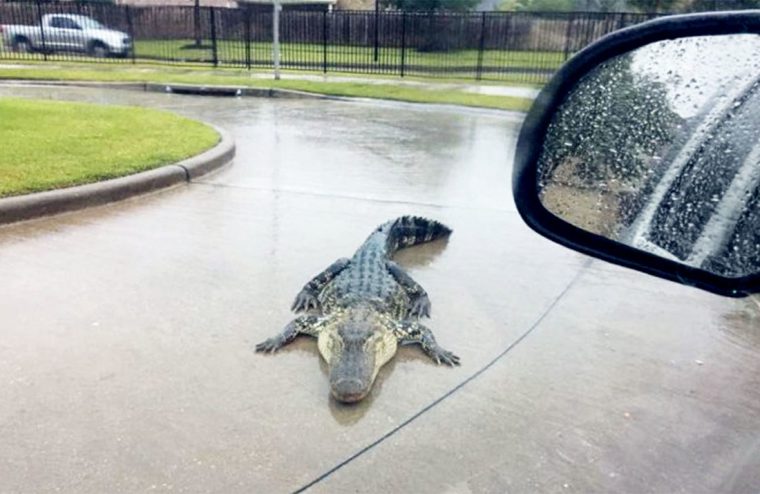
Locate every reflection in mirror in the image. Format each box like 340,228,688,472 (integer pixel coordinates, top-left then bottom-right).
538,34,760,278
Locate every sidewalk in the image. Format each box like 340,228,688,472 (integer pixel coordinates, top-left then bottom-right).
0,62,541,99
245,71,542,99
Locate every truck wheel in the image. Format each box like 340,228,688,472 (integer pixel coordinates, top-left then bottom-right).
89,42,109,58
13,37,32,54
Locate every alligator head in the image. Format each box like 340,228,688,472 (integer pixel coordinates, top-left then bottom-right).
317,310,398,403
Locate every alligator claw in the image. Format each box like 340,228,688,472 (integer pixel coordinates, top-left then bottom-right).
410,295,431,318
433,349,459,367
446,352,461,366
291,290,320,312
255,337,285,353
430,348,460,366
440,351,460,366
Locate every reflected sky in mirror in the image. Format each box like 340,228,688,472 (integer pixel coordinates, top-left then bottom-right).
632,34,760,118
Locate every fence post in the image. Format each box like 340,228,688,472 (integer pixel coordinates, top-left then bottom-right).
322,10,328,73
35,0,48,61
245,7,252,70
194,0,202,47
400,11,406,77
562,12,575,61
210,7,218,67
373,1,379,62
617,12,627,30
125,6,136,64
475,12,486,81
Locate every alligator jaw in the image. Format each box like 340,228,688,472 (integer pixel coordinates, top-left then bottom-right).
330,377,371,403
319,316,399,403
327,345,376,403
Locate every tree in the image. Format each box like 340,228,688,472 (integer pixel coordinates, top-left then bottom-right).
538,53,683,239
578,0,629,10
499,0,574,11
381,0,479,10
682,0,760,10
381,0,479,52
626,0,680,12
540,53,681,191
623,0,760,12
499,0,629,10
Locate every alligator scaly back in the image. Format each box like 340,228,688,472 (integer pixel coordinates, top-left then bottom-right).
348,216,452,270
256,216,459,403
375,216,453,258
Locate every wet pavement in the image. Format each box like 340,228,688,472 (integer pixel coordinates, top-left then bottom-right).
0,86,758,493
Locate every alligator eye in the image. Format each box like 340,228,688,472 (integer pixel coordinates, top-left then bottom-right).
367,335,383,353
330,335,344,353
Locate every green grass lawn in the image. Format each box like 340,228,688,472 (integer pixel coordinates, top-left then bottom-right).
0,97,219,197
0,63,537,111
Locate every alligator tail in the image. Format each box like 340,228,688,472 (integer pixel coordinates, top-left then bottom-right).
379,216,452,255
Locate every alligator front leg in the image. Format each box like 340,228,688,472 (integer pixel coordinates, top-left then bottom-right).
393,320,460,366
292,257,350,313
387,261,431,318
255,315,326,353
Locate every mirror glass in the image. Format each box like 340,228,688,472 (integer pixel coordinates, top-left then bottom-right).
538,34,760,278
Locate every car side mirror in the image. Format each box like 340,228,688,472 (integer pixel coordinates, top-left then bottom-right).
513,11,760,297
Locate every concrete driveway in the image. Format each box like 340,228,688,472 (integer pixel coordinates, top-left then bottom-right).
0,86,758,493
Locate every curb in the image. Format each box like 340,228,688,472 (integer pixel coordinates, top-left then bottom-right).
147,82,331,100
0,80,149,91
0,125,235,225
0,79,332,99
1,80,332,101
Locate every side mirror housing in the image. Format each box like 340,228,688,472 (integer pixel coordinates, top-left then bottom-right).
513,11,760,297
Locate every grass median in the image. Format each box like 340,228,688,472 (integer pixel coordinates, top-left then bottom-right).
0,97,219,198
0,61,536,111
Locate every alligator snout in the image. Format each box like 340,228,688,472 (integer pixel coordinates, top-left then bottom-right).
330,377,370,403
328,344,375,403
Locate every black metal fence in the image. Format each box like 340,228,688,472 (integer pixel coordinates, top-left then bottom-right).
0,1,657,83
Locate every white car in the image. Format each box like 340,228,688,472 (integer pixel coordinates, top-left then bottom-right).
1,13,132,57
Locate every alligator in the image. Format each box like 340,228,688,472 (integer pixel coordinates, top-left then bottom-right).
255,216,460,403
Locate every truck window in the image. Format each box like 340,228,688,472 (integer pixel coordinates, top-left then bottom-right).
50,17,81,30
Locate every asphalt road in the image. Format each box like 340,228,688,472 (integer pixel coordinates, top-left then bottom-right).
0,86,758,493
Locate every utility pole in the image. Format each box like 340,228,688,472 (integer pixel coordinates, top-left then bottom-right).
273,0,282,80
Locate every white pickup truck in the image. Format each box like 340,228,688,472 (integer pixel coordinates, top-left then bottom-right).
1,14,132,57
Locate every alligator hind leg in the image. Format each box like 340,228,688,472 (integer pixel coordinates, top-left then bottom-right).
292,258,350,313
386,261,431,318
255,315,325,353
393,320,460,366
